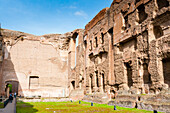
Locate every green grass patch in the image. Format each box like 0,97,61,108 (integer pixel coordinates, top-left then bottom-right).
0,102,4,108
16,101,160,113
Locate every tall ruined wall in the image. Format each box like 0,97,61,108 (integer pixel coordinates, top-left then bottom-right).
0,1,169,111
68,8,115,101
0,29,72,97
68,0,170,103
67,29,85,95
112,0,170,94
84,8,111,94
0,27,3,95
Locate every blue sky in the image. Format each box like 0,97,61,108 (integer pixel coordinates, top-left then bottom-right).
0,0,113,35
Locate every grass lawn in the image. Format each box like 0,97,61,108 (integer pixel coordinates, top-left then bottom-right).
16,101,159,113
0,102,3,108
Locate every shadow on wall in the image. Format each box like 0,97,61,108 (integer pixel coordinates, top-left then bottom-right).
16,101,38,113
1,44,22,97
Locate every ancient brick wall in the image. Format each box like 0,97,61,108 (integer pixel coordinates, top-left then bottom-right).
112,0,170,94
0,26,3,96
0,29,71,97
68,0,170,100
0,1,169,109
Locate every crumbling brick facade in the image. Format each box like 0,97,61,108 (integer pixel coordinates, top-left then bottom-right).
0,0,169,112
68,0,170,101
0,29,73,97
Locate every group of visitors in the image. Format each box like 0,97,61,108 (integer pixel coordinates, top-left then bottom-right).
9,92,16,103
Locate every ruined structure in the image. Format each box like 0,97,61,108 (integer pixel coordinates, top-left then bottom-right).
0,0,169,112
69,0,170,95
68,0,170,112
0,29,74,97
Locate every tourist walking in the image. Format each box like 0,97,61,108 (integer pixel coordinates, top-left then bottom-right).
9,93,13,103
14,92,16,98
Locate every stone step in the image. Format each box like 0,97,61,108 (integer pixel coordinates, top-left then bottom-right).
108,94,170,113
83,93,110,104
69,89,84,100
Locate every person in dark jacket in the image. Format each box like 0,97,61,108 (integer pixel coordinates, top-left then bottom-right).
9,93,13,103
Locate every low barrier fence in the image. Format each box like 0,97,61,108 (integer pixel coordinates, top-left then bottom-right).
0,98,9,108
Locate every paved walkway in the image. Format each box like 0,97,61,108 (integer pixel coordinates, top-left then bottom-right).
0,98,16,113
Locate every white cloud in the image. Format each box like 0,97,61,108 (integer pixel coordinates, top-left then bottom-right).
74,10,88,19
62,5,77,9
69,5,77,9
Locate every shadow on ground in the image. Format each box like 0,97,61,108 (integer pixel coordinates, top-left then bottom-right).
16,100,38,113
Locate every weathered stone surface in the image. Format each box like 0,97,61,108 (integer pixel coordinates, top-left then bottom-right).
0,0,170,112
137,94,170,112
67,0,170,112
83,93,110,104
108,94,170,112
0,29,83,97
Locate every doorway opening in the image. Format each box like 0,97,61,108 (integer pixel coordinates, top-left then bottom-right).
163,58,170,87
157,0,169,10
5,81,19,95
125,62,133,88
102,73,105,93
71,81,75,90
